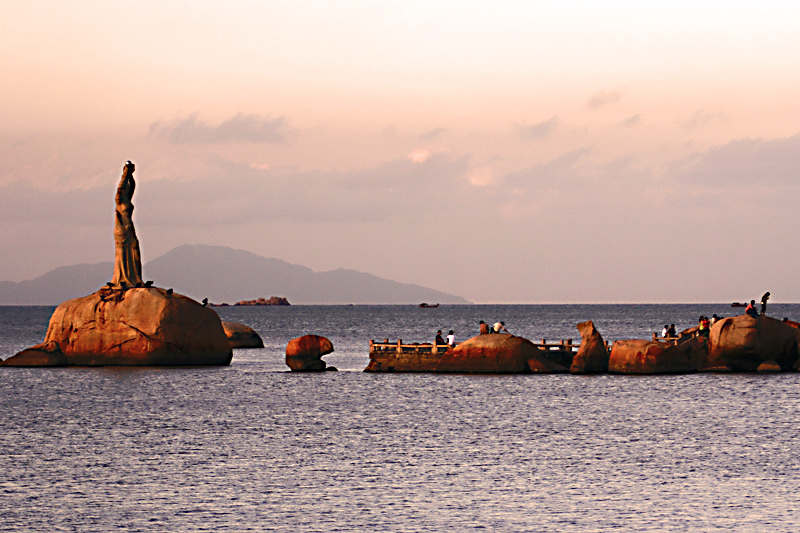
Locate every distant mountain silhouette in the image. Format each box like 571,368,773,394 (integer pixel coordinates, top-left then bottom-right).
0,244,469,305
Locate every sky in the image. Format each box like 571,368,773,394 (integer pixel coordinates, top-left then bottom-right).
2,1,800,303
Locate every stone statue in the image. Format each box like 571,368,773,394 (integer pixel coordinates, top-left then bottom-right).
112,161,143,287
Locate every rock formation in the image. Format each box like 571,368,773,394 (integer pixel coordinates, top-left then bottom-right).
707,314,799,371
234,297,290,306
221,321,264,348
608,339,694,374
285,334,334,371
2,341,68,367
570,320,609,373
3,288,232,366
2,162,234,367
436,334,566,374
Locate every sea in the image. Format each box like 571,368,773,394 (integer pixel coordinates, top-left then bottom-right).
3,303,800,532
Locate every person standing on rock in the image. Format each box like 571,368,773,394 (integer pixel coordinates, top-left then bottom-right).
112,161,143,288
761,292,770,315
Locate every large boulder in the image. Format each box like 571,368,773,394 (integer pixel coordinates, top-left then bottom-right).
570,320,609,373
5,288,232,366
222,321,264,348
707,314,799,371
285,335,334,371
435,334,565,374
2,341,68,367
608,339,694,374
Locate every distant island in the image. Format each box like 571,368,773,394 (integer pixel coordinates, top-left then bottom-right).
213,296,290,307
0,244,469,305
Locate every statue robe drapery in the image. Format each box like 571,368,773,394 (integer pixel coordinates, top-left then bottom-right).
112,161,143,287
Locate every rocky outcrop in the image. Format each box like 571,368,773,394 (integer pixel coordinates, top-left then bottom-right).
221,321,264,348
234,297,290,306
707,314,799,371
570,320,609,373
285,335,334,371
2,341,68,367
4,287,232,366
436,334,564,374
608,340,694,374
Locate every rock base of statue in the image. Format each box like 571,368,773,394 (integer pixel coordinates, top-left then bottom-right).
3,287,232,366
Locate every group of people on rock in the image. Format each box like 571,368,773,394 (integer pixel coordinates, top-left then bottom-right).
435,329,456,346
434,320,513,347
479,320,510,335
745,292,770,317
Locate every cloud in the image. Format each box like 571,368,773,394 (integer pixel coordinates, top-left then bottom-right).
621,114,641,127
587,90,621,110
671,134,800,190
682,109,728,130
418,127,447,140
516,116,558,139
149,113,287,144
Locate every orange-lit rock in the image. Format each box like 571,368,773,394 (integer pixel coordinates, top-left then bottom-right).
570,320,609,373
708,314,799,371
10,287,232,366
222,321,264,348
757,360,781,372
435,334,553,374
286,335,334,371
608,339,693,374
2,341,68,367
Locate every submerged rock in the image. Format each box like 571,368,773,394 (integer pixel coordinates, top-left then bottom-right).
570,320,609,373
286,334,334,371
608,339,694,374
222,321,264,348
5,288,232,366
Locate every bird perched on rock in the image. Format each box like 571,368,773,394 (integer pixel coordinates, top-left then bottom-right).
166,288,173,297
202,298,208,307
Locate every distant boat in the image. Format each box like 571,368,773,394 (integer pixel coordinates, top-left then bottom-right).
731,302,746,307
419,303,439,308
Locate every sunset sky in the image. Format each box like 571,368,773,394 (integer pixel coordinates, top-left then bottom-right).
2,1,800,303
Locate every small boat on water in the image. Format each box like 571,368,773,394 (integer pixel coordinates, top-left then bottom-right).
731,302,746,307
419,303,440,308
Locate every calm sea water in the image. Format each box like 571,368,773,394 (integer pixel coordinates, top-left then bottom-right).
3,304,800,532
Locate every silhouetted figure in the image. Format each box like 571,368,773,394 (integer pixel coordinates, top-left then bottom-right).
112,161,143,288
120,281,128,290
761,292,770,314
202,298,208,307
106,282,114,288
144,280,154,287
435,329,446,345
166,288,173,297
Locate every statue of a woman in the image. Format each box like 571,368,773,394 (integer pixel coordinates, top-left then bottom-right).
112,161,143,287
